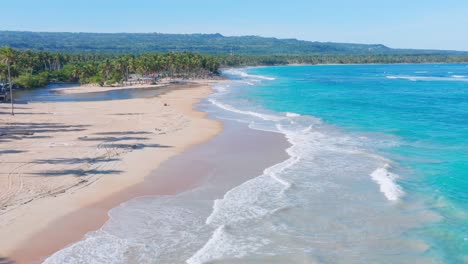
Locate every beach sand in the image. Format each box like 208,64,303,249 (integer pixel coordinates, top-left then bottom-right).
0,80,223,263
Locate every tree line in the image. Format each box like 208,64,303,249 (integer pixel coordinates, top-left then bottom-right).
0,47,220,89
218,54,468,66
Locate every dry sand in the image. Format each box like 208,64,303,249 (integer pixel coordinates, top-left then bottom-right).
0,80,223,262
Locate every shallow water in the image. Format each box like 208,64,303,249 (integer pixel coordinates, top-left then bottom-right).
208,65,467,263
13,84,174,103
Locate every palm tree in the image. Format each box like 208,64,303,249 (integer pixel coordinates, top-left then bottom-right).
0,46,17,115
113,57,129,82
100,59,113,80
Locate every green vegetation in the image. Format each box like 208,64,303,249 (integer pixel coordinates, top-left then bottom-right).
14,72,49,89
218,54,468,66
0,47,220,89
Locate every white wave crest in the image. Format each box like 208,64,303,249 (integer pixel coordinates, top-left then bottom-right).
186,225,269,264
204,153,295,226
386,75,468,82
370,164,404,201
223,68,276,81
286,112,301,117
208,99,285,121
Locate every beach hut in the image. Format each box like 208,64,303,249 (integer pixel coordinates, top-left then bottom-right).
125,74,158,85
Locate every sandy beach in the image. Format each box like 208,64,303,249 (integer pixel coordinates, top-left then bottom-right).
0,80,223,263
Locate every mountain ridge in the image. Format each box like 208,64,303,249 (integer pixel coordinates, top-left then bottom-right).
0,31,466,55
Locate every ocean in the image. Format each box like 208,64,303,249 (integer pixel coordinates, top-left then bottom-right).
44,64,467,263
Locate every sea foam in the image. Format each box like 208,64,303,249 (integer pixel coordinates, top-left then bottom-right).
208,98,285,122
386,75,468,82
370,164,404,201
186,225,269,264
285,112,301,117
451,75,466,78
223,68,276,81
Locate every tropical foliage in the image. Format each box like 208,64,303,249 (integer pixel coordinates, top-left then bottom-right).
0,47,220,88
219,54,468,66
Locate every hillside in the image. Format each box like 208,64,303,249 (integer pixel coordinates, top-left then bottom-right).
1,31,466,55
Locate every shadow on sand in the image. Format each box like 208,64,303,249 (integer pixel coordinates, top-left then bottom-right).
98,143,173,150
0,257,15,264
0,122,90,143
28,169,124,177
93,131,152,136
0,112,51,115
0,150,26,155
31,157,120,165
78,136,150,142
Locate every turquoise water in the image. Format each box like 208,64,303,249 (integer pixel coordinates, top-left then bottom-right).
223,64,468,263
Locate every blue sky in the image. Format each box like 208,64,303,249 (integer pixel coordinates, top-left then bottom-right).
2,0,468,51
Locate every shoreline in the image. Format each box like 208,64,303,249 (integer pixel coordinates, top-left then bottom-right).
34,106,291,263
0,80,224,263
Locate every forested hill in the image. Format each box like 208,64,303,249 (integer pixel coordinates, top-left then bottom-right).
1,31,467,56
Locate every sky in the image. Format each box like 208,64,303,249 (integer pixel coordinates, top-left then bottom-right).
2,0,468,51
